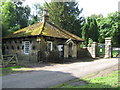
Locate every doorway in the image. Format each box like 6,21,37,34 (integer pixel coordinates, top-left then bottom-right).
68,42,72,58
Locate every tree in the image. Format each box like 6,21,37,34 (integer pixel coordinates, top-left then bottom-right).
29,3,44,25
1,0,31,36
97,12,120,46
1,1,17,36
45,1,84,37
14,1,31,28
82,22,89,46
89,19,99,42
82,15,99,46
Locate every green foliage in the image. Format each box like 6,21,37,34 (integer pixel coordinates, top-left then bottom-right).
82,23,89,46
97,12,119,46
82,15,99,46
88,38,93,47
15,2,31,28
89,19,99,42
1,1,17,36
112,50,119,57
52,70,119,88
8,25,20,33
82,12,119,47
45,1,84,37
0,65,23,76
1,0,31,36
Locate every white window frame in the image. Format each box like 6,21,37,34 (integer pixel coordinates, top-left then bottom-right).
23,41,30,55
47,41,53,51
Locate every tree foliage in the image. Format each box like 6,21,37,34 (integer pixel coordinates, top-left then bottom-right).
45,1,84,37
97,12,119,46
82,15,99,46
82,12,119,47
1,0,31,36
82,22,89,46
89,19,99,42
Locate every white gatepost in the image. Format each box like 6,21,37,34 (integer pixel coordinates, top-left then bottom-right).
105,37,112,58
91,42,97,58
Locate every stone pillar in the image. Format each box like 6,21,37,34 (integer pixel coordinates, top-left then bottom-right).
105,37,112,58
91,42,97,58
42,8,49,22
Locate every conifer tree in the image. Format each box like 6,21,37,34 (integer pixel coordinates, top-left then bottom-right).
45,1,84,37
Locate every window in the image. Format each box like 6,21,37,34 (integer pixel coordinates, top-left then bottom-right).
24,41,30,54
47,41,53,51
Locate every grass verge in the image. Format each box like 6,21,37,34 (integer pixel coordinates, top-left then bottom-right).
52,70,119,88
0,66,31,76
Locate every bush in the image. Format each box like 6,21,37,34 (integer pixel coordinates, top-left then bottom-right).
112,50,118,57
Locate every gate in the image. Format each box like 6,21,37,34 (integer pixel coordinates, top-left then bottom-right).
2,55,18,66
97,44,105,57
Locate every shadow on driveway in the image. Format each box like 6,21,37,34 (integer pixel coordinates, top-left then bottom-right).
2,69,115,88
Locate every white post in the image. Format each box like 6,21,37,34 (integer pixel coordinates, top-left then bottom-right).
91,42,97,58
105,37,112,58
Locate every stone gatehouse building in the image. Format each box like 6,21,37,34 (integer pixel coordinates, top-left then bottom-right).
2,9,84,64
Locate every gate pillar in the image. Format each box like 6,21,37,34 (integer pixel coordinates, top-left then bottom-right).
105,37,112,58
91,42,97,58
87,42,97,58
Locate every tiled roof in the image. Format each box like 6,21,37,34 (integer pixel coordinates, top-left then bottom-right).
3,22,84,41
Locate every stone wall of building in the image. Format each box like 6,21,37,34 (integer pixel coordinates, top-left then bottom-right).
3,37,67,64
3,37,86,64
3,37,39,64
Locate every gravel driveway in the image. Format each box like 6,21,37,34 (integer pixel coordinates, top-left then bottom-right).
2,58,118,88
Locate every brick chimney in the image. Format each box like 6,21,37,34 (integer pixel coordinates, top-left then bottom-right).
42,8,49,22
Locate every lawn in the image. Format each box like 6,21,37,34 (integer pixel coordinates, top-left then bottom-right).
0,66,22,76
0,66,36,76
52,70,119,88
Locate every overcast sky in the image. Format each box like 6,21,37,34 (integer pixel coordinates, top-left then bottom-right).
24,0,119,17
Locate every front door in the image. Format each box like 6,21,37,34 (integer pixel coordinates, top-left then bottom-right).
68,43,72,58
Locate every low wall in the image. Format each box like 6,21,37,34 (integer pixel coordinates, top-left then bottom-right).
77,48,92,59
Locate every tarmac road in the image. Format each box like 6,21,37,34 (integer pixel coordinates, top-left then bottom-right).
2,58,118,88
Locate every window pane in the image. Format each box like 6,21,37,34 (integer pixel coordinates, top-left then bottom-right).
24,41,30,54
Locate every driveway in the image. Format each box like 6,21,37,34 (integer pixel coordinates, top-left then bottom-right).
2,58,118,88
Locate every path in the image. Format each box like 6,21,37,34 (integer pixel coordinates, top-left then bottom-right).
2,58,118,88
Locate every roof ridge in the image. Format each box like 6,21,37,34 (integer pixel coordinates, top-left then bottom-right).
39,21,46,35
